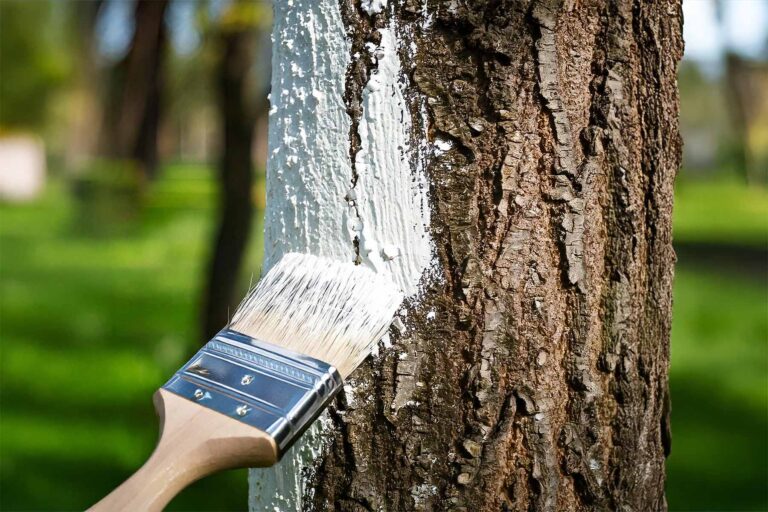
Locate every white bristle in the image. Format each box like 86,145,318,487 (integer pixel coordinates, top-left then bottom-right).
229,253,403,378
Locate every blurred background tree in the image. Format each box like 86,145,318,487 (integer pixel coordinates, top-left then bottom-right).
680,0,768,187
102,0,169,182
0,0,764,511
200,0,271,341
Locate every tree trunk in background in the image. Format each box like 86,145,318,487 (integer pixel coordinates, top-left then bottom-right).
252,0,682,510
65,0,104,167
200,27,257,341
723,53,768,186
107,0,168,180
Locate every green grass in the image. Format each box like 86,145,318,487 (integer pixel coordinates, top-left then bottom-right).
0,164,264,511
668,178,768,510
666,269,768,511
0,168,765,510
674,177,768,247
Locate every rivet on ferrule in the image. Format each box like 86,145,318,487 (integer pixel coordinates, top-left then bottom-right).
241,374,254,385
194,389,204,400
236,405,250,417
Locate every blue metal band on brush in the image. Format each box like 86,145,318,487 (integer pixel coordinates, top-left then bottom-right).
162,328,343,455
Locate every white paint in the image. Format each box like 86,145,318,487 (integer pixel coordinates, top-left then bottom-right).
251,1,433,510
232,253,402,378
343,384,357,407
248,415,333,511
382,243,400,261
433,137,453,154
354,27,432,295
361,0,387,16
262,9,430,297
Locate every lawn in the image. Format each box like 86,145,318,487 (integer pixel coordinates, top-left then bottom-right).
666,269,767,510
0,164,264,511
0,169,765,510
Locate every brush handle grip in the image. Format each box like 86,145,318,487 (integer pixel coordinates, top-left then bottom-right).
88,389,279,512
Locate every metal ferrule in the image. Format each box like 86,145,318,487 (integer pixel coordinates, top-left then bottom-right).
162,328,343,456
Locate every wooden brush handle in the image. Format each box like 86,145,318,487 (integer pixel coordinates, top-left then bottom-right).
89,389,279,512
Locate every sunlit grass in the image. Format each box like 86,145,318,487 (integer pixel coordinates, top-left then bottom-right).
674,177,768,247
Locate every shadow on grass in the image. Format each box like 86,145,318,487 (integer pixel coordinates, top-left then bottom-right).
667,373,768,510
0,453,247,511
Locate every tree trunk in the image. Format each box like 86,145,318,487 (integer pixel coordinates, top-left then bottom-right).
107,0,168,180
251,0,682,510
201,26,258,341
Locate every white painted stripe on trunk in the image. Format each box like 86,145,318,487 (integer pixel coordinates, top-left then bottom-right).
250,1,432,509
251,1,351,509
261,0,353,270
355,26,433,296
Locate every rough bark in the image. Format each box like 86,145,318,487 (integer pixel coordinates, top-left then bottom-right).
201,27,259,341
305,1,682,511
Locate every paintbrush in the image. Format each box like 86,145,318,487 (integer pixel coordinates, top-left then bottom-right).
89,252,402,512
